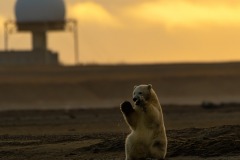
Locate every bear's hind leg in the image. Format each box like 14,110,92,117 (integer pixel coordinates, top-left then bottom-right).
150,140,167,160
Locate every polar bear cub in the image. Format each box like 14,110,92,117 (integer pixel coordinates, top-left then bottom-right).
120,84,167,160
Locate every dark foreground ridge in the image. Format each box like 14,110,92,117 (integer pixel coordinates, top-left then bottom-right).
0,125,239,160
76,125,240,158
167,125,240,157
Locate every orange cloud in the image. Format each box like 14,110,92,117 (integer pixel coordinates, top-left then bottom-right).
69,2,122,28
0,15,5,29
125,0,240,28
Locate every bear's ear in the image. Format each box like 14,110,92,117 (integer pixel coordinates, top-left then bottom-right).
148,84,152,90
134,85,138,89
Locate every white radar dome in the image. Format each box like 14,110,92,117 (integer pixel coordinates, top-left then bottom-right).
15,0,66,22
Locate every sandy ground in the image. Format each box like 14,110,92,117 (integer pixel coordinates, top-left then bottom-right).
1,63,240,110
0,63,240,159
0,104,239,160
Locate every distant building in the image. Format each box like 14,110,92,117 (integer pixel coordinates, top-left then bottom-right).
0,50,58,65
0,0,78,65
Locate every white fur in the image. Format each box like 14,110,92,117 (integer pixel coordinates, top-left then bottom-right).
121,84,167,160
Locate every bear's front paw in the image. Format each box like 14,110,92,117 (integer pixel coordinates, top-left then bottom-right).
120,101,134,115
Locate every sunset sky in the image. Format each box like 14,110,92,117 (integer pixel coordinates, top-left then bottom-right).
1,0,240,65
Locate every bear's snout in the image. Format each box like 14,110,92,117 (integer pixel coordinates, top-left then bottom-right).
133,96,142,105
133,97,137,102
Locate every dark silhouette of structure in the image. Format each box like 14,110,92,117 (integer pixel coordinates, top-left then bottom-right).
0,0,79,65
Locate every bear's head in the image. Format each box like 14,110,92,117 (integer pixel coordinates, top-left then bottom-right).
133,84,152,106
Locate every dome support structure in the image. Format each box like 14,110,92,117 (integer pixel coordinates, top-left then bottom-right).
3,19,79,64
